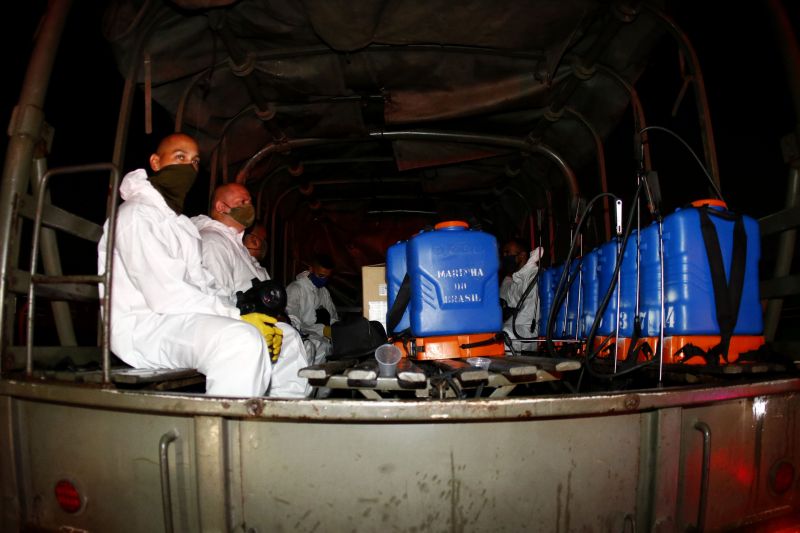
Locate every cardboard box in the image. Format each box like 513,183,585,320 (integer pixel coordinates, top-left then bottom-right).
362,264,387,332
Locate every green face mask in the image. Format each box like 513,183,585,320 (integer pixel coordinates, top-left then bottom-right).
228,204,255,227
149,164,198,215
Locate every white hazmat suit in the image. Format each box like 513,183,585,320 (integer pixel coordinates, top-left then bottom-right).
500,247,544,351
286,271,339,361
192,215,312,398
193,214,270,285
98,169,271,396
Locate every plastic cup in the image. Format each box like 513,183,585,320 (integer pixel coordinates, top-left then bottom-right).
466,357,492,370
375,344,402,377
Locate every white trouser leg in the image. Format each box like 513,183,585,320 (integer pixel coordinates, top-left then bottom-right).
194,318,271,396
136,314,271,397
267,323,312,398
304,335,332,365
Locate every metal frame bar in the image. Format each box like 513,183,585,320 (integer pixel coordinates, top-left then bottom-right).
16,193,103,242
0,0,74,372
26,163,120,383
1,377,798,421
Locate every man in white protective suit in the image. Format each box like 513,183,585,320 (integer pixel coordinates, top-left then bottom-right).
98,133,280,396
192,183,313,398
499,239,544,353
285,254,339,360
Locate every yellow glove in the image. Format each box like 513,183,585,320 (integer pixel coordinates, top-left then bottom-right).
241,313,283,362
323,325,332,339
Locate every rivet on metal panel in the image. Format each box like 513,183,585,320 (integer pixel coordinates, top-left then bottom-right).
623,394,640,410
246,398,265,416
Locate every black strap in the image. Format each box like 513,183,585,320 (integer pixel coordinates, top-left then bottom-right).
675,343,719,366
624,316,643,363
386,273,411,335
622,339,653,369
460,333,505,350
697,208,747,361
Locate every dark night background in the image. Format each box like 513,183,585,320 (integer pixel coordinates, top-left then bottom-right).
1,2,799,340
2,3,797,215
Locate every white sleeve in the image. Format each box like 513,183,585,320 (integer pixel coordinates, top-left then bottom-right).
200,233,237,301
285,281,305,322
250,257,271,281
286,281,324,336
116,216,239,319
513,247,543,283
321,288,339,324
509,248,542,302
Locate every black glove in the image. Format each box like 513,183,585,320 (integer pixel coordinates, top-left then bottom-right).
315,306,331,326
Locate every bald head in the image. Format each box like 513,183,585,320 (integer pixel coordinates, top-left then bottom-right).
211,183,254,231
149,133,200,173
213,183,250,207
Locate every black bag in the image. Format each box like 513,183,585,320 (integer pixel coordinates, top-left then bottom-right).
315,306,332,326
329,316,388,360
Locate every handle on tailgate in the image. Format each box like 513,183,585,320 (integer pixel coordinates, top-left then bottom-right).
693,421,711,532
159,429,180,533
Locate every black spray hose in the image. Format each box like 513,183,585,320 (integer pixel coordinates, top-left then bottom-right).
544,192,620,357
544,193,618,356
581,180,657,381
578,125,709,382
511,270,542,340
501,331,519,357
639,126,725,204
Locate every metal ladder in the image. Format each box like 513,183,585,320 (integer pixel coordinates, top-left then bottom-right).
24,163,120,384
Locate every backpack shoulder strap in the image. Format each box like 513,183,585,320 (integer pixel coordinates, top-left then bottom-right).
386,273,411,335
697,207,747,361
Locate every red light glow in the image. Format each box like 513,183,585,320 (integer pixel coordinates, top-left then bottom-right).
54,479,82,514
770,461,795,495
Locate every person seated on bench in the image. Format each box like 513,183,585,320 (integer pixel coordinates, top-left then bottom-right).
286,254,339,362
98,133,277,396
241,221,323,369
193,183,312,398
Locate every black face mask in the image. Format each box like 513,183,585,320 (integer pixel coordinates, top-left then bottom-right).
149,164,198,215
501,254,518,274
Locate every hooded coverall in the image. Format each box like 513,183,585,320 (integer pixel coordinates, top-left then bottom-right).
192,215,312,398
98,169,271,396
500,248,543,351
286,271,339,361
